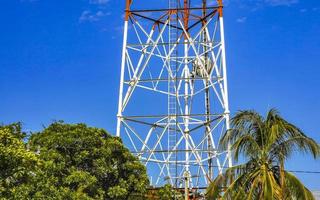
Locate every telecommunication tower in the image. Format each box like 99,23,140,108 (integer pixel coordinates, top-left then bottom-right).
116,0,232,192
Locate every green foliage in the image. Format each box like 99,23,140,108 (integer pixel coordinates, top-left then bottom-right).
206,109,320,200
0,123,39,199
0,122,150,200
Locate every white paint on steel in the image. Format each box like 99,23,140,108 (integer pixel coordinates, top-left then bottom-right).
116,21,129,137
117,2,232,188
219,16,232,168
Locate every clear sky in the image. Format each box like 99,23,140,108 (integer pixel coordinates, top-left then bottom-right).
0,0,319,190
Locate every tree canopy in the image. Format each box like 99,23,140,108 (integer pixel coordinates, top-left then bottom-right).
0,122,149,200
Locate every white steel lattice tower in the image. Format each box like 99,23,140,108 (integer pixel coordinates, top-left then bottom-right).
116,0,232,190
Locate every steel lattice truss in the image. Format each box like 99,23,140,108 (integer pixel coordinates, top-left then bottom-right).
117,0,232,189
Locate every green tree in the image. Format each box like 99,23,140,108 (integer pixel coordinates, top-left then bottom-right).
0,123,39,199
206,109,320,200
26,122,149,200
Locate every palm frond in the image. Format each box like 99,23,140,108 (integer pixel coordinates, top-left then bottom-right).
284,171,316,200
270,136,320,161
220,110,264,148
206,174,225,199
231,134,261,162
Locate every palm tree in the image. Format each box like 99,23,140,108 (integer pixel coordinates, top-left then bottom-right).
206,109,320,200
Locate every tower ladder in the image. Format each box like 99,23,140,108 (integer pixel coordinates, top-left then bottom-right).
168,0,179,187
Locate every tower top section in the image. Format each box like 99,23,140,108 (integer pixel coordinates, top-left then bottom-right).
124,0,224,21
124,0,224,10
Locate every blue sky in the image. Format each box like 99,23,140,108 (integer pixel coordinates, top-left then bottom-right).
0,0,319,190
